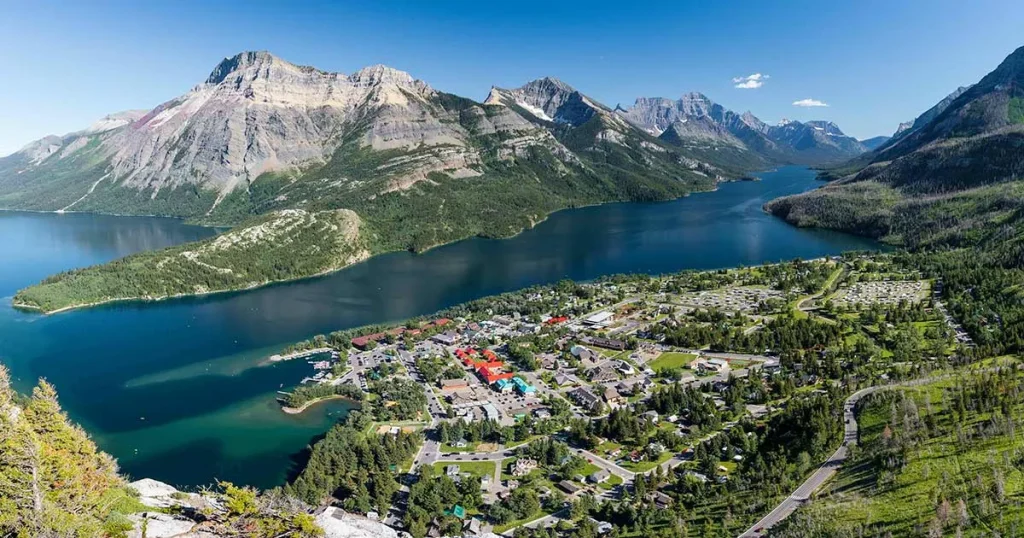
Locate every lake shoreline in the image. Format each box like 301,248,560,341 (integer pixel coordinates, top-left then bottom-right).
279,394,356,415
15,180,736,314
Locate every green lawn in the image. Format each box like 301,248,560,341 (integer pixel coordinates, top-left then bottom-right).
649,352,697,371
430,460,498,480
440,442,479,453
597,473,623,490
620,450,673,472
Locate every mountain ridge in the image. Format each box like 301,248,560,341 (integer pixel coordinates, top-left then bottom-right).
766,44,1024,263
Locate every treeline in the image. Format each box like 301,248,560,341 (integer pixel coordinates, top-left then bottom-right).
283,382,363,409
657,315,843,353
284,411,421,511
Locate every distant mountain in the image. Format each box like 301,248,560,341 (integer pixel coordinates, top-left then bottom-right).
766,45,1024,260
616,94,868,165
858,136,891,151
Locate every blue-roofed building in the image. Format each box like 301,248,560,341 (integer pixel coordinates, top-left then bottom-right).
495,378,513,393
512,377,536,395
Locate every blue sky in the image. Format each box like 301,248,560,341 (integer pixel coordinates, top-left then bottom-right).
1,0,1022,155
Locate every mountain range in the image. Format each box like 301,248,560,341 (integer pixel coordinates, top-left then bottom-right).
766,45,1024,262
0,51,867,225
4,51,872,312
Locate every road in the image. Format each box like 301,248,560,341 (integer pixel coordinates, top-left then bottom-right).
738,373,955,537
574,448,635,480
737,384,878,537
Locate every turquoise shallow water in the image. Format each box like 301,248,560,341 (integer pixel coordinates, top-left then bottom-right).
0,166,882,488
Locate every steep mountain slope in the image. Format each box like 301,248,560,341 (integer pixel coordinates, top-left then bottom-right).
616,94,867,165
888,85,971,144
766,45,1024,262
858,136,890,151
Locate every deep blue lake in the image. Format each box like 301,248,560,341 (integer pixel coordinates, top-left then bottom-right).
0,166,881,488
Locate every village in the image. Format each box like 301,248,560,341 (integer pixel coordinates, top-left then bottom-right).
275,255,968,537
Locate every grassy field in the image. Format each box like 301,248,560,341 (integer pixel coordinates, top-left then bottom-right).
776,367,1024,537
430,460,498,480
620,450,674,472
649,352,697,371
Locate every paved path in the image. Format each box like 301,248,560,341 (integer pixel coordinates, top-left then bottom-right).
737,385,876,537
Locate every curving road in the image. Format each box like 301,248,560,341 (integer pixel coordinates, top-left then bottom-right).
738,385,880,537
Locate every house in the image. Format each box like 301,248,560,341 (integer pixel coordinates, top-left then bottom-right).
440,378,469,391
571,345,597,363
647,442,666,455
553,373,574,387
568,387,601,411
643,410,660,423
587,469,611,484
588,365,619,383
615,360,635,375
558,480,582,494
603,386,625,408
446,465,460,477
445,505,466,519
510,458,538,477
452,439,468,448
533,408,552,419
537,353,559,370
463,518,482,536
588,518,613,534
637,378,655,391
762,359,782,374
650,491,674,509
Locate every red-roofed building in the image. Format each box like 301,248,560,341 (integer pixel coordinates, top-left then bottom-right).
546,316,568,325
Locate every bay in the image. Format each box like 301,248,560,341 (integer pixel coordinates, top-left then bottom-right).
0,166,881,488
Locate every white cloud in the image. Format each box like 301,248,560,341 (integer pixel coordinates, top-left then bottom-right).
732,73,768,89
792,98,829,107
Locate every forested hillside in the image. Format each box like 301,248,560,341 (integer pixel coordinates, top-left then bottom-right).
766,45,1024,264
773,363,1024,537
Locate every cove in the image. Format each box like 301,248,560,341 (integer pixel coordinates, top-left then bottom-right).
0,166,882,489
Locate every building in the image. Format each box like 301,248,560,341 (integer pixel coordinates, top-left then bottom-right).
440,378,469,391
512,377,536,395
587,469,611,484
582,336,627,351
510,458,538,477
603,386,625,408
558,480,582,494
588,365,619,383
432,331,460,346
568,387,601,411
482,403,500,421
553,373,574,387
446,465,460,477
588,518,613,534
494,378,513,393
583,311,614,328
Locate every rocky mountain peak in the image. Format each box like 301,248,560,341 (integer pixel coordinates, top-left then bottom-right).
349,64,416,86
205,51,292,84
